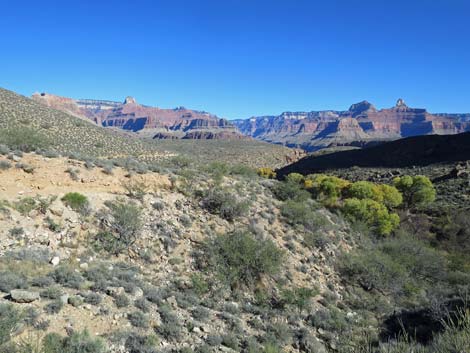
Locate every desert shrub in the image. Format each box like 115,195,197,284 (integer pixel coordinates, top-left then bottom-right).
13,197,37,215
280,200,326,230
49,265,84,289
304,232,331,250
61,192,90,214
123,180,148,201
279,286,317,313
122,332,159,353
134,297,151,313
65,168,80,181
0,127,50,152
393,175,436,208
97,200,143,254
84,292,102,305
0,160,12,170
201,230,284,289
339,236,446,297
44,299,64,314
190,274,209,296
128,311,149,328
342,198,400,236
257,167,276,179
308,306,348,333
0,271,27,292
201,187,249,221
286,173,305,184
230,164,257,177
221,333,239,350
9,227,24,237
45,217,61,232
339,249,407,294
156,305,182,341
272,180,310,202
0,304,23,346
43,329,107,353
115,293,130,308
40,286,63,299
180,214,192,227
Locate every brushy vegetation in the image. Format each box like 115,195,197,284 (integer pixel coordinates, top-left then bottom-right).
198,230,284,289
61,192,89,215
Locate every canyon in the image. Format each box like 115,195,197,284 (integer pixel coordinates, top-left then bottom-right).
233,99,470,151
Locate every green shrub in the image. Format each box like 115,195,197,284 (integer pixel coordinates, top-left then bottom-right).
49,265,84,289
257,167,276,179
279,286,317,312
98,199,143,254
128,311,149,328
379,184,403,209
0,304,23,346
13,197,37,215
393,175,436,208
280,200,326,231
272,180,310,202
54,329,107,353
0,160,12,170
61,192,89,214
201,187,249,221
201,231,284,289
342,198,400,236
157,305,182,341
346,181,383,202
305,174,350,203
44,299,64,314
114,293,130,308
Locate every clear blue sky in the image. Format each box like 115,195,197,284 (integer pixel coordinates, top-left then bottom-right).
1,0,469,119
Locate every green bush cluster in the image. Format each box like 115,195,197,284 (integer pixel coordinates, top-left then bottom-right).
200,230,284,289
95,199,143,255
393,175,436,208
61,192,89,214
280,173,406,235
200,187,249,221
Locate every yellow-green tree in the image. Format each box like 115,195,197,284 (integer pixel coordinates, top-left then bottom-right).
393,175,436,207
342,198,400,236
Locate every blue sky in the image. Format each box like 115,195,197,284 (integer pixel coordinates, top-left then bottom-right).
1,0,469,119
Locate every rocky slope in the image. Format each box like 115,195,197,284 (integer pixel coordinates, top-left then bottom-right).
233,99,470,151
0,87,300,169
33,93,245,140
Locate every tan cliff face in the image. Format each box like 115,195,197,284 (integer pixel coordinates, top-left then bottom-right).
233,99,470,151
32,93,245,140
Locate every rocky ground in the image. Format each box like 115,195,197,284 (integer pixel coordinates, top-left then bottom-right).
0,152,352,353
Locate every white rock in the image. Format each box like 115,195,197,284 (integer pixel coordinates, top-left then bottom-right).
50,256,60,266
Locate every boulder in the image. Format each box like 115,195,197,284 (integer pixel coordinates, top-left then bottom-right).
10,289,40,303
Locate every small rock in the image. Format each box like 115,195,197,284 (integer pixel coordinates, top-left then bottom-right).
50,256,60,266
10,290,40,303
79,262,89,270
60,294,69,304
106,287,125,297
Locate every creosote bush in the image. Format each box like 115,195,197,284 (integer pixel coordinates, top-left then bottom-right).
201,230,284,289
200,187,249,221
61,192,90,215
95,199,143,254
